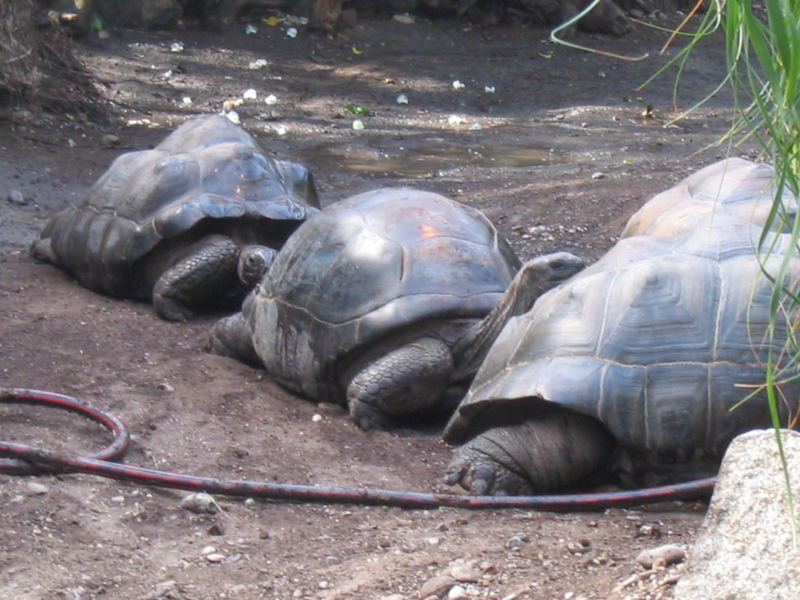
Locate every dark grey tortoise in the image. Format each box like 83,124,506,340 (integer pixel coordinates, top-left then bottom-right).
31,114,319,321
444,158,800,495
209,187,584,430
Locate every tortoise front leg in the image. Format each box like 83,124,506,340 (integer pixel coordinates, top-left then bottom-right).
207,311,260,367
347,337,454,431
152,236,239,321
445,411,614,495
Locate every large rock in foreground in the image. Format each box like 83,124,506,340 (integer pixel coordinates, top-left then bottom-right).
675,429,800,600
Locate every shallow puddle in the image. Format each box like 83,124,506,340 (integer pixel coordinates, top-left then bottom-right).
300,142,570,177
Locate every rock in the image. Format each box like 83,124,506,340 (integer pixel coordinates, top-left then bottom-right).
505,535,528,550
446,558,482,582
565,539,592,554
7,190,27,205
635,544,685,569
100,134,120,148
674,429,800,600
447,584,468,600
144,580,177,600
26,481,48,495
180,492,219,514
205,553,225,563
418,575,457,599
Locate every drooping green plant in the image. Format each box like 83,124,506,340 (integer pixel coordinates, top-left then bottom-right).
555,0,800,537
639,0,800,537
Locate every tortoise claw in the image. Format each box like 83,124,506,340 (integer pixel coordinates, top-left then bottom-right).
349,399,395,431
445,448,532,496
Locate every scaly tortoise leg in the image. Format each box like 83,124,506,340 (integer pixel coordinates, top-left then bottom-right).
346,337,454,431
152,236,239,321
445,410,615,495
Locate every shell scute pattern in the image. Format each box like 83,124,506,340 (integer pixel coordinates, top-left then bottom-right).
244,187,521,406
32,114,319,304
446,158,800,469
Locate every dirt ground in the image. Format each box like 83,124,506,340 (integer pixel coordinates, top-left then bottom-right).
0,10,757,600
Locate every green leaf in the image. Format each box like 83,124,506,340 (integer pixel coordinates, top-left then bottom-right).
343,104,375,116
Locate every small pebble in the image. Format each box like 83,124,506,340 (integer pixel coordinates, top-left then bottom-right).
7,190,26,205
205,553,226,563
223,110,241,124
448,584,468,600
566,539,591,554
505,535,528,550
418,575,457,599
448,558,481,582
100,134,120,148
180,492,219,514
636,544,686,569
26,482,48,495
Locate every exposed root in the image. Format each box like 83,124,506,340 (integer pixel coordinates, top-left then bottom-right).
0,0,101,116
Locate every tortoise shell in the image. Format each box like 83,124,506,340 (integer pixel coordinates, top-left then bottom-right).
34,114,319,298
242,187,521,404
445,159,800,467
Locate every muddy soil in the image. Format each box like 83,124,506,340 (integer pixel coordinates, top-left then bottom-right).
1,11,756,600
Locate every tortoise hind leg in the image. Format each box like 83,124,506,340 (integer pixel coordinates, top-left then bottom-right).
445,411,615,495
347,337,454,431
152,236,240,321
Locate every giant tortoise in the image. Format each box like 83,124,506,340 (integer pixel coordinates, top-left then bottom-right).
444,158,800,495
209,187,584,430
31,114,319,321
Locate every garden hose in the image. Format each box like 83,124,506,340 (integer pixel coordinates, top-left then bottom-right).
0,388,715,510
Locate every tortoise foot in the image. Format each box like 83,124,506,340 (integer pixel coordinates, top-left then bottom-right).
153,294,195,322
348,400,396,432
445,412,615,495
445,447,533,496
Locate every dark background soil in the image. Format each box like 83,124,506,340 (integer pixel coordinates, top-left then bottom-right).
1,11,756,600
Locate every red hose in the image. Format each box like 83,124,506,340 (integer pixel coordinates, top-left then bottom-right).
0,388,715,510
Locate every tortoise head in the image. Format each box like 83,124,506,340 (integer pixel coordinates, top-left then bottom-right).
452,251,584,380
526,251,585,290
237,245,277,287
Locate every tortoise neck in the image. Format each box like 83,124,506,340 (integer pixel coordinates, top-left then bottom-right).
451,265,544,380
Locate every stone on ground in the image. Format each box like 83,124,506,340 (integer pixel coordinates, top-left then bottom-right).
674,429,800,600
